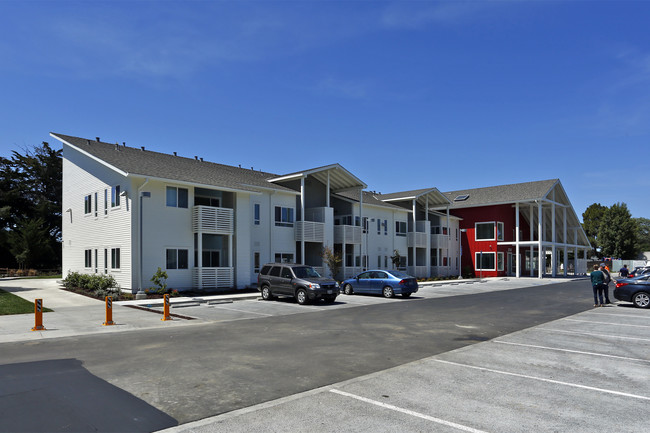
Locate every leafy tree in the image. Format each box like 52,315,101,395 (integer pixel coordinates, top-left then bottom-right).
598,203,638,259
322,246,342,279
582,203,608,258
0,142,62,268
635,217,650,253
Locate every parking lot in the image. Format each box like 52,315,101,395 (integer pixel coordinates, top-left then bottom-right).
162,302,649,433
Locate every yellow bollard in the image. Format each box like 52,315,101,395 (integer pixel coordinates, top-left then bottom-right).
31,298,46,331
161,294,172,321
103,296,115,326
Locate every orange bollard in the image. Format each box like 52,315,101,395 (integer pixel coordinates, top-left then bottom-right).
161,294,172,321
103,296,115,326
31,299,46,331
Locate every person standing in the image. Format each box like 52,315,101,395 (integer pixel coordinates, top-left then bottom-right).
619,264,629,278
601,263,613,304
590,265,605,307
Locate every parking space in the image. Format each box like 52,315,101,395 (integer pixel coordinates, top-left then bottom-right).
162,303,649,433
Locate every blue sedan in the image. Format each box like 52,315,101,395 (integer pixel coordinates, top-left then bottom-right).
342,270,418,298
614,275,650,308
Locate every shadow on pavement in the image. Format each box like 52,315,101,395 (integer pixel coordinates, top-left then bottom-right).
0,359,177,432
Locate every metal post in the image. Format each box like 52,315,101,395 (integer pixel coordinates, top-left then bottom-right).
161,294,172,321
103,296,115,326
31,299,46,331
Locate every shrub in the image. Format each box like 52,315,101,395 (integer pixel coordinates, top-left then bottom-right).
150,267,169,295
63,271,119,295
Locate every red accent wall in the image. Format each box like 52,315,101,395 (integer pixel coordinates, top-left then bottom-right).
452,204,532,277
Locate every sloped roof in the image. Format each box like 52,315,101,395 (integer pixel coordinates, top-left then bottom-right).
335,190,408,211
268,163,367,193
51,133,296,194
441,179,559,209
376,187,451,208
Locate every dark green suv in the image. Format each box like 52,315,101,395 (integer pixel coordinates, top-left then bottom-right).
257,263,339,304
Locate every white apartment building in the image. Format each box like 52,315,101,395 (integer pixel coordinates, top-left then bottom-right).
54,133,459,292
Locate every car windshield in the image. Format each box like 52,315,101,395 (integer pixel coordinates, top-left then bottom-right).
293,266,321,278
388,270,410,279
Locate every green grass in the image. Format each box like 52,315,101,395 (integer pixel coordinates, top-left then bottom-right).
0,289,54,315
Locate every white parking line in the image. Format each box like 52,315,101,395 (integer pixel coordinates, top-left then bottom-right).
563,319,650,328
493,340,650,363
329,389,489,433
212,305,274,316
539,328,650,342
434,360,650,401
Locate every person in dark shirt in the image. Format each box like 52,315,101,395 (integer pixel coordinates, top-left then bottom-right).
601,264,613,304
590,265,605,307
619,265,629,278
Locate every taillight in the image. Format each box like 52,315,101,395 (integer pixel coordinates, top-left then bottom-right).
398,279,405,285
616,282,628,288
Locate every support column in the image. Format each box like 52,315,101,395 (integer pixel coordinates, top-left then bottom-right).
515,202,520,278
530,204,534,277
551,202,556,277
197,232,203,289
300,177,305,265
538,201,543,279
425,196,431,278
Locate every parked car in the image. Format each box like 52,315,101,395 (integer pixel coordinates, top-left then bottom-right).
342,270,418,298
257,263,339,304
628,266,650,278
614,275,650,308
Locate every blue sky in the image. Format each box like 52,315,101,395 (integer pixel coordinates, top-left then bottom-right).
2,1,649,221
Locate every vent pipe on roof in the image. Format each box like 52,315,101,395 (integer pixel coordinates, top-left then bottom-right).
123,142,126,147
96,137,100,142
199,157,202,162
194,156,198,160
238,164,241,168
173,152,177,156
141,146,145,151
114,143,118,151
86,140,90,145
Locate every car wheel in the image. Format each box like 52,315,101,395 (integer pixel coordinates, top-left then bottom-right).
402,292,411,298
344,284,354,295
383,286,394,298
296,288,308,305
261,286,273,300
632,291,650,308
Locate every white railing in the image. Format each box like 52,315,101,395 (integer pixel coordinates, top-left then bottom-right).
192,206,234,235
430,233,448,247
192,267,234,289
334,225,362,244
295,221,325,242
408,231,428,248
407,266,428,278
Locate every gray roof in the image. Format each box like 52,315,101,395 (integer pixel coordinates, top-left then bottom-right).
335,190,408,211
51,133,296,194
441,179,559,209
376,187,451,208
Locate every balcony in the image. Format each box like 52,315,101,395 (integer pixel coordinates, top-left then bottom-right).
192,267,234,289
431,233,448,247
192,206,234,235
334,225,362,244
295,221,325,242
407,221,429,248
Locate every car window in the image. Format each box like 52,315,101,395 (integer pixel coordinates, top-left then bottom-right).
388,270,409,278
280,267,293,279
376,271,388,278
358,272,371,279
269,266,281,277
293,266,321,278
260,265,272,275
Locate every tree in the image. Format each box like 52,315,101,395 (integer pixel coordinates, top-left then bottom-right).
582,203,608,258
598,203,638,259
322,246,342,280
635,217,650,253
0,142,62,269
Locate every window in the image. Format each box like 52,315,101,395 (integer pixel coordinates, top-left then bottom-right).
166,249,189,269
111,248,121,269
104,249,108,274
396,221,407,237
84,195,92,214
254,204,260,225
84,249,92,267
104,189,108,215
497,252,504,271
94,192,98,217
94,249,98,273
166,186,188,208
384,220,388,235
377,256,381,267
377,219,381,235
254,252,260,273
497,222,504,241
111,185,121,208
475,252,495,270
202,250,220,267
362,217,368,234
274,207,294,227
274,253,294,263
475,222,495,240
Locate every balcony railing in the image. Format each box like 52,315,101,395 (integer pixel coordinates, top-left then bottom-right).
192,267,234,289
192,206,234,235
431,233,448,247
334,225,362,244
407,231,428,248
295,221,325,242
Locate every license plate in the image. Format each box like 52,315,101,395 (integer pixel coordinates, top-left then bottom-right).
327,290,333,294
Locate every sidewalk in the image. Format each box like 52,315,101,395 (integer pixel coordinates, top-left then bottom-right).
0,278,259,343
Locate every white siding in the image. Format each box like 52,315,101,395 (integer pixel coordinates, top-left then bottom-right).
62,145,133,290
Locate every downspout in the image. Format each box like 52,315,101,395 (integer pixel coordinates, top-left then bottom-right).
137,178,149,296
